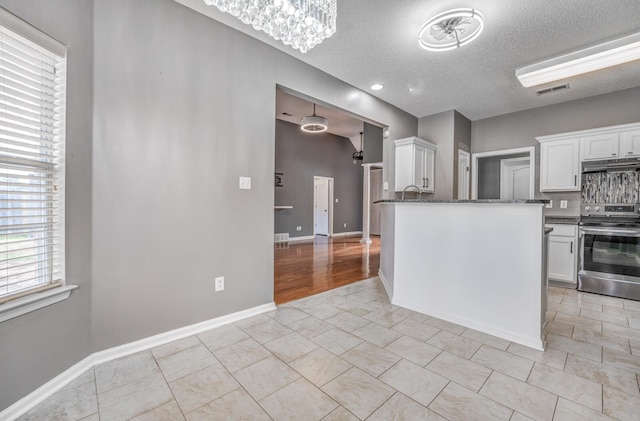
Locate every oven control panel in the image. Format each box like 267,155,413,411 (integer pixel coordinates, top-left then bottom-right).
581,203,640,217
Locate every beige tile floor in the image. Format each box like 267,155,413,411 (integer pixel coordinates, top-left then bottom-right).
17,279,640,421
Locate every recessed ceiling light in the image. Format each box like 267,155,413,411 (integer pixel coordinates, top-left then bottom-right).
516,32,640,87
418,8,484,52
371,84,384,91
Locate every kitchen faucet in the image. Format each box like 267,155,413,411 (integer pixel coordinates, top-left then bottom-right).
402,184,423,200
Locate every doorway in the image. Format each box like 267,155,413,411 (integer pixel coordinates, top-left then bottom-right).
458,150,470,199
500,157,531,199
313,176,333,236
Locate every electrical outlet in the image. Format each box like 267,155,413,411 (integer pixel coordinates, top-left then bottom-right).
343,223,347,228
383,182,389,191
546,200,553,209
215,276,224,292
335,198,339,203
296,226,302,231
560,200,568,209
239,176,251,190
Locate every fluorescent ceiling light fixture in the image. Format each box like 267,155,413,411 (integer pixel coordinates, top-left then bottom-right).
418,8,484,52
516,32,640,88
301,103,328,133
370,83,384,91
203,0,337,53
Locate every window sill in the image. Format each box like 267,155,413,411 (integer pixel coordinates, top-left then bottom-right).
0,285,78,323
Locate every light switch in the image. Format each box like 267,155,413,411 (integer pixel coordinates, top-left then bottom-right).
383,182,389,191
560,200,568,209
335,198,339,203
546,200,553,209
239,176,251,190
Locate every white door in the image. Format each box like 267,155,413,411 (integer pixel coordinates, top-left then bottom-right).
314,177,331,236
500,158,530,200
458,150,470,199
370,168,383,235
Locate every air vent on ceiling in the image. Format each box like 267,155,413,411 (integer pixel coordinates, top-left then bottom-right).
535,84,570,96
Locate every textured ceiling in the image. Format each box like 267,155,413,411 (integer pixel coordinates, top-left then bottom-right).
175,0,640,121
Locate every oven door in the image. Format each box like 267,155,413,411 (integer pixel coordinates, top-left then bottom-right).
580,227,640,278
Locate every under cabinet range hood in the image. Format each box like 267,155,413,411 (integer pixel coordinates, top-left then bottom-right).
582,157,640,173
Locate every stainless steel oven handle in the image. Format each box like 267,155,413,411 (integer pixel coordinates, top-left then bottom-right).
580,227,640,237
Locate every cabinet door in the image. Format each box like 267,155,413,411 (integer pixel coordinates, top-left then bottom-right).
547,234,577,283
423,147,435,193
622,130,640,157
581,133,620,160
414,144,427,190
540,139,580,191
394,144,414,191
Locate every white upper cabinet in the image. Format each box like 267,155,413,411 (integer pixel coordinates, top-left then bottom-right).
537,122,640,192
581,133,620,161
394,137,436,193
622,130,640,157
539,138,580,191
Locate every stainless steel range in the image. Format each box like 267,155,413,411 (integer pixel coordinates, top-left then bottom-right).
579,203,640,301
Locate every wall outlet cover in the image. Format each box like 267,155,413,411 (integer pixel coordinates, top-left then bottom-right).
546,200,553,209
343,223,347,228
383,182,389,191
335,198,339,203
239,176,251,190
215,276,224,292
560,200,568,209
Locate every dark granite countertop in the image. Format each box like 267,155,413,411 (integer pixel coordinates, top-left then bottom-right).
545,216,580,225
374,199,550,204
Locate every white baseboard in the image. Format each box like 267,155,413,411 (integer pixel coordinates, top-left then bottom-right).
378,270,393,301
0,302,276,420
331,231,363,237
288,235,315,242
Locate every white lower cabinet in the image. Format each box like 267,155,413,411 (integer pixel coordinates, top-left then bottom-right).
546,224,578,286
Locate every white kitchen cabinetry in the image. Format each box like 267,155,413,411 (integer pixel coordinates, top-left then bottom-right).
539,138,580,191
394,137,436,193
622,130,640,157
581,133,620,161
546,224,578,286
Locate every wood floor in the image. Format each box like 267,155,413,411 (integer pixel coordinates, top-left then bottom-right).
274,235,380,304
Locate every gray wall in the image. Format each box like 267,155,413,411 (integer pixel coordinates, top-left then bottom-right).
91,0,417,351
418,110,455,199
472,86,640,215
0,0,93,411
275,120,362,237
363,122,383,164
453,112,472,198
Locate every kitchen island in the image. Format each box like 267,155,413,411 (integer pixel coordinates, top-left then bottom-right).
376,199,549,350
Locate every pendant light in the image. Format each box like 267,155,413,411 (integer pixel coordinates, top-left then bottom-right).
353,131,364,164
301,103,328,133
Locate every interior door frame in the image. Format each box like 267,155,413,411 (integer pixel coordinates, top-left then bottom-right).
313,176,334,236
458,150,470,199
471,146,535,200
500,157,531,200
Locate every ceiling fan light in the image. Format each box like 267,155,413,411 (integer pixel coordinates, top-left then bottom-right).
301,115,328,133
418,8,484,52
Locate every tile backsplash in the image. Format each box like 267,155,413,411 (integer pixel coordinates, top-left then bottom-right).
582,171,640,203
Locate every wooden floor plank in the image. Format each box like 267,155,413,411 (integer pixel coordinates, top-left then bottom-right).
274,235,380,304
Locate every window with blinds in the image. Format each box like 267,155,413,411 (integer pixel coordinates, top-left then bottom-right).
0,20,66,303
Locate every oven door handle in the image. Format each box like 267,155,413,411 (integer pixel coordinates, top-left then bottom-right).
580,227,640,237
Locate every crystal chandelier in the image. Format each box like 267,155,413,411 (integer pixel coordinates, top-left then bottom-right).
203,0,337,53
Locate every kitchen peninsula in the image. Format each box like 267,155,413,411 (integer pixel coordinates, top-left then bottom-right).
376,199,549,350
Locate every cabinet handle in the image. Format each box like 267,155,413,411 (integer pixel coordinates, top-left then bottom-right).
629,151,634,155
612,153,617,156
426,178,429,188
574,175,577,186
570,241,573,254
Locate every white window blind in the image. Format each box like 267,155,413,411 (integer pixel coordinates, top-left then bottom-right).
0,18,66,303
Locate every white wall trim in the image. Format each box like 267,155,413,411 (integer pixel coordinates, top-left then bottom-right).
288,235,315,242
0,285,78,323
0,301,276,420
331,231,363,237
536,121,640,143
472,146,535,200
378,270,393,301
